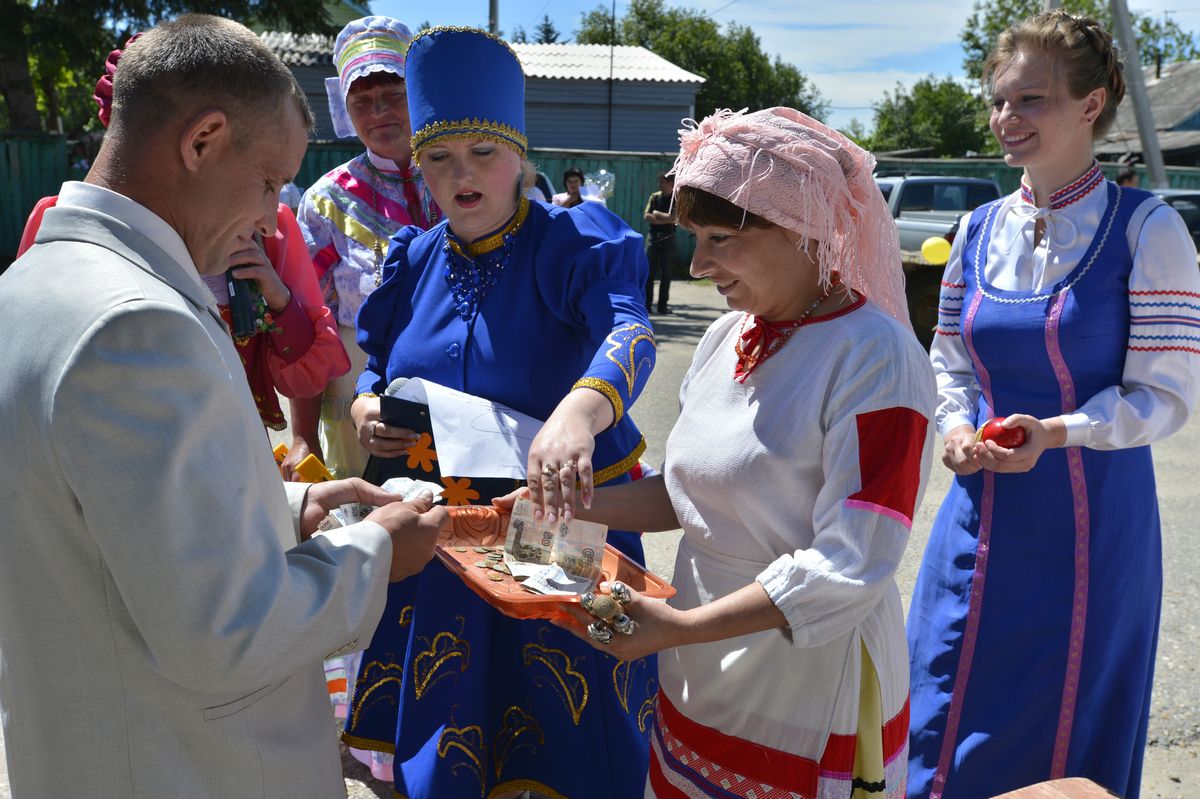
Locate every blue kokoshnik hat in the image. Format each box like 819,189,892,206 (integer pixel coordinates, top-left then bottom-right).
405,26,527,161
325,16,415,139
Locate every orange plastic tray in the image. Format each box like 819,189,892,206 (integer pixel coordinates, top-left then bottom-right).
435,505,675,621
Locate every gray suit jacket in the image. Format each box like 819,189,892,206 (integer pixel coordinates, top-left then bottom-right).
0,204,391,797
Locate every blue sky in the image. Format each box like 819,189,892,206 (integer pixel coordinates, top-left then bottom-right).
372,0,1200,133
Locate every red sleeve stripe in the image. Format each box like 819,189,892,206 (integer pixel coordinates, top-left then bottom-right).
847,406,928,526
1129,290,1200,298
1128,345,1200,355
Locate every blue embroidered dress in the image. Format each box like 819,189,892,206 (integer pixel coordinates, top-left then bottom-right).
348,197,658,799
907,178,1200,799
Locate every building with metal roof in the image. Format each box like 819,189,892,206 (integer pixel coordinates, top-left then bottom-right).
260,33,703,153
515,43,703,153
1096,60,1200,167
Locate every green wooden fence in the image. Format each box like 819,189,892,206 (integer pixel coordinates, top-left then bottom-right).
528,147,694,266
2,134,68,263
7,133,1199,267
0,138,693,267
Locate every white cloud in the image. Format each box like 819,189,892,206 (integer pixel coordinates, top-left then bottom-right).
680,0,982,129
692,0,977,71
376,0,1200,132
811,68,950,117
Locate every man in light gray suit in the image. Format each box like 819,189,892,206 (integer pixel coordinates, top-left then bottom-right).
0,15,446,798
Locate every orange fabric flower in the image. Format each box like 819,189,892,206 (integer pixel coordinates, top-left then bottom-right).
406,432,438,472
440,476,480,506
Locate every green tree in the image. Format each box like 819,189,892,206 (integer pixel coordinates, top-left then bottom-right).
509,25,529,43
870,75,990,157
576,0,826,120
0,0,334,133
534,14,563,44
961,0,1199,81
839,118,870,147
1137,13,1200,74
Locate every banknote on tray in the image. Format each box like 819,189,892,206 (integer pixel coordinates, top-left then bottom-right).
503,498,606,596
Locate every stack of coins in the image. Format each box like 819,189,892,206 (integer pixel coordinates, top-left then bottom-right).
464,546,512,582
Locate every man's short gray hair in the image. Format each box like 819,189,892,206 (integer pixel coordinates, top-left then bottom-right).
110,14,314,146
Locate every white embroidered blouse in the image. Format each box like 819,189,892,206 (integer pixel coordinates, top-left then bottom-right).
931,164,1200,449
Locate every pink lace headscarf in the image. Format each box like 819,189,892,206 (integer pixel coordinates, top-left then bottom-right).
672,107,909,327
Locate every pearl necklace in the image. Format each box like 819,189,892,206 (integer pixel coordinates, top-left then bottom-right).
734,276,840,383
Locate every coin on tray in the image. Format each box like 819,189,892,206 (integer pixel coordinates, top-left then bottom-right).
473,547,490,554
453,546,468,553
474,561,490,568
487,572,505,582
490,562,511,575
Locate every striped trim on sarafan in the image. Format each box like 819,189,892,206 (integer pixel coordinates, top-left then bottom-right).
1129,290,1200,356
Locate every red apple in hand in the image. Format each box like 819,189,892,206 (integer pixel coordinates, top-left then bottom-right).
975,417,1026,448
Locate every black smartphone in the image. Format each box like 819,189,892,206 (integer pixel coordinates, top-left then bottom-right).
225,267,257,338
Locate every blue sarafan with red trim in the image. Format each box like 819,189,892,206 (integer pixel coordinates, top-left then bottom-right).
908,184,1166,798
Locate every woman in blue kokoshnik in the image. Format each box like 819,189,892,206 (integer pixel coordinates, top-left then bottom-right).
345,27,658,798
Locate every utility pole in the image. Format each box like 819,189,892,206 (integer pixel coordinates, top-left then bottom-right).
489,0,499,36
1043,0,1061,9
607,0,615,150
1110,0,1169,188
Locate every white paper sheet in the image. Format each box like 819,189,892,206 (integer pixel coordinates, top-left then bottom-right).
390,378,542,479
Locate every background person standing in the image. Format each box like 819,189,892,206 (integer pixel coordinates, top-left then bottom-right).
294,16,438,480
644,172,677,314
552,165,586,207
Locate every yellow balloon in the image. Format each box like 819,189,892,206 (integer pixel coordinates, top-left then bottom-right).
921,236,952,266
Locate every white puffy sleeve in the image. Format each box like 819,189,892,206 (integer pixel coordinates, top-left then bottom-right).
1062,200,1200,448
928,231,981,435
757,324,937,647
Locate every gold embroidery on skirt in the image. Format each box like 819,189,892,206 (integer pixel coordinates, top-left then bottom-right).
637,693,657,734
492,706,544,779
522,629,589,725
437,717,486,795
413,616,471,699
348,658,403,729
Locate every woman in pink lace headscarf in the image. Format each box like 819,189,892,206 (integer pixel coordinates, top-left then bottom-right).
506,106,938,798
